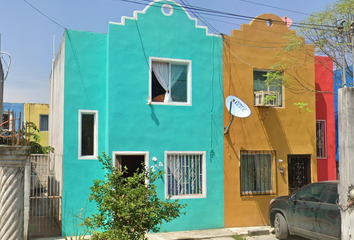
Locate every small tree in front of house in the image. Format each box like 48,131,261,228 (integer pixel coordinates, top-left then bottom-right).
81,152,187,240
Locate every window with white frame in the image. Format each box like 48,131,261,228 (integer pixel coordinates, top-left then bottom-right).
79,110,98,159
2,111,13,131
150,58,191,105
316,120,326,158
240,150,276,195
165,152,205,198
254,70,283,107
39,114,49,131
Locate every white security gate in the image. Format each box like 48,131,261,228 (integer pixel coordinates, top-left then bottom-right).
26,154,62,238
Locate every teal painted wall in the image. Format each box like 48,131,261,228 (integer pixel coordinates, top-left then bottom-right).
61,0,224,235
107,1,224,232
62,30,107,235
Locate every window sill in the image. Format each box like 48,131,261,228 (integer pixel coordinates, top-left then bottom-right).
78,155,98,160
147,101,191,106
166,194,206,199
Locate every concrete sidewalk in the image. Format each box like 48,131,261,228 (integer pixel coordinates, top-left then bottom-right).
32,226,273,240
146,226,272,240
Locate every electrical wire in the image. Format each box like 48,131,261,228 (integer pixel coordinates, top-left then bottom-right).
118,0,338,30
23,0,67,30
0,52,11,80
236,0,311,16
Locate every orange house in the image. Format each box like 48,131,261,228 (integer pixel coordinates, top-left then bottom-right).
223,14,317,227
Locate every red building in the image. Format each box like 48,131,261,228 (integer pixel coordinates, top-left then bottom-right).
315,56,336,181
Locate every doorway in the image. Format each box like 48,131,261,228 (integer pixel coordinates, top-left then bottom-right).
288,154,311,194
113,152,149,178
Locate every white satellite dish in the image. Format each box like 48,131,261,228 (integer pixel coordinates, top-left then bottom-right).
224,95,251,134
225,95,251,118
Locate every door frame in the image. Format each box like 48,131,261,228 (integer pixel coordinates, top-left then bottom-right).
287,154,311,194
112,151,150,171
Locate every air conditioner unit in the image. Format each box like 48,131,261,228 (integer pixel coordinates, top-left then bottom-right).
254,91,280,107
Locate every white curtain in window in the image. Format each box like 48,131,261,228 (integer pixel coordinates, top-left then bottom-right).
152,62,170,102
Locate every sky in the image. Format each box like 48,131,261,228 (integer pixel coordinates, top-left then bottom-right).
1,0,337,104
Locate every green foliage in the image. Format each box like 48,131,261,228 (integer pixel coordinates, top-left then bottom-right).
295,0,354,76
0,121,54,154
64,230,89,240
294,102,313,113
232,234,246,240
26,122,54,154
81,152,187,240
263,71,283,89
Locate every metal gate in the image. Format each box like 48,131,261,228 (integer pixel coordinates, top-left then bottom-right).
288,154,311,194
28,154,62,238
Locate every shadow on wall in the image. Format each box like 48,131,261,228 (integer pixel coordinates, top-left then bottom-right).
255,107,291,186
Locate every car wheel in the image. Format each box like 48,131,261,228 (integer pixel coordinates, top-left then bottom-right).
274,213,288,239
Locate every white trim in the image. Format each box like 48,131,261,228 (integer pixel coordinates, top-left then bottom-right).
164,151,206,199
316,120,327,159
149,57,192,106
78,110,98,160
112,151,149,169
161,4,173,16
112,151,150,185
109,0,219,37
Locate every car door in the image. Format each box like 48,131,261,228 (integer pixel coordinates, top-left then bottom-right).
316,184,341,240
291,183,326,239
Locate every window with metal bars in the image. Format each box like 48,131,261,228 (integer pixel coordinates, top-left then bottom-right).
316,120,326,158
240,150,276,196
165,152,205,198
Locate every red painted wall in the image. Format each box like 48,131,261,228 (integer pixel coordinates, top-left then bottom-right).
315,56,336,181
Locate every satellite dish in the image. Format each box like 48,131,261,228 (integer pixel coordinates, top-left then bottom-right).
225,95,251,118
281,17,293,28
224,96,251,134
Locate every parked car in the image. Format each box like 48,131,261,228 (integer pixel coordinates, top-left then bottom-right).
269,181,340,240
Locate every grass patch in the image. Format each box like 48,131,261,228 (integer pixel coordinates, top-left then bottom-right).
232,234,246,240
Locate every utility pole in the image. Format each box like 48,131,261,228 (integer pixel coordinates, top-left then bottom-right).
339,20,346,87
339,20,354,240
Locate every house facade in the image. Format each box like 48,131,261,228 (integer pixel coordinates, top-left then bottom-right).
24,103,49,146
222,14,317,227
315,56,336,181
2,102,24,130
50,0,224,236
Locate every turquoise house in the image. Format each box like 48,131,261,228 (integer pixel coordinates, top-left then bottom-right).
50,0,224,235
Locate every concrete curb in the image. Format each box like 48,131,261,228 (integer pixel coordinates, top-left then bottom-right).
31,226,273,240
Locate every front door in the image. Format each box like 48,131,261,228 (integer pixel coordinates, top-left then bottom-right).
288,155,311,194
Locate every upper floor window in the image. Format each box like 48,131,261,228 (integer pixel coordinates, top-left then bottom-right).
254,70,283,107
316,120,326,158
150,58,191,105
78,110,98,159
39,114,49,131
165,151,206,199
240,150,276,196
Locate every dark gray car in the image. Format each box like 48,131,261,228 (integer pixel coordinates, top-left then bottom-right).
269,181,340,240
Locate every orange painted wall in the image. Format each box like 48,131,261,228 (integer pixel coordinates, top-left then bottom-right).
222,14,317,227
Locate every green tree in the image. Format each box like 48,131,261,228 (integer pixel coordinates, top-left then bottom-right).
297,0,354,78
81,152,187,240
262,1,352,108
278,0,354,91
0,120,53,153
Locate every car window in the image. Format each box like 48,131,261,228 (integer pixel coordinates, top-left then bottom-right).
320,185,339,204
298,184,326,202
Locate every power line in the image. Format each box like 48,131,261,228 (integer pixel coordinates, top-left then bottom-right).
119,0,337,30
23,0,67,30
236,0,311,16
